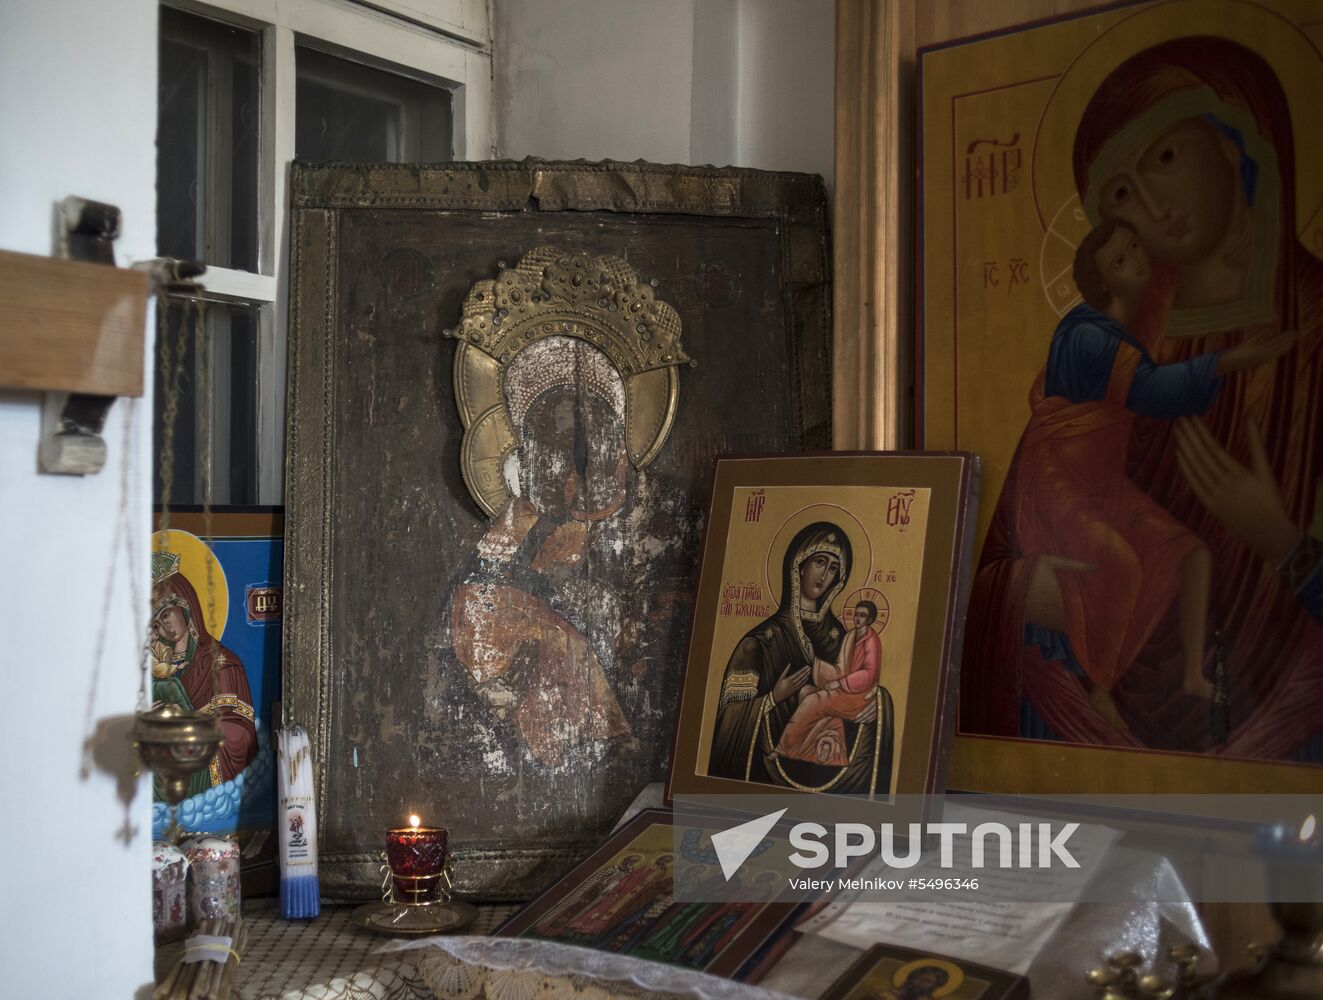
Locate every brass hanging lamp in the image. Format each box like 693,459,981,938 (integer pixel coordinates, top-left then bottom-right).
132,266,224,825
132,702,224,806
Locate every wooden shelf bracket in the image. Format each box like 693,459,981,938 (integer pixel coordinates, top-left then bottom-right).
31,197,141,475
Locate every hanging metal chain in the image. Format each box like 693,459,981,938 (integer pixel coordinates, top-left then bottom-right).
157,296,189,536
83,397,148,773
193,295,222,699
118,395,147,715
147,294,192,709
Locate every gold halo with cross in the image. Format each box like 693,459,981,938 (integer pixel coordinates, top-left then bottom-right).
842,586,890,635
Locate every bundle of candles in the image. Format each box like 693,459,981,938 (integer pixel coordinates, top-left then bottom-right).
153,916,248,1000
278,725,320,918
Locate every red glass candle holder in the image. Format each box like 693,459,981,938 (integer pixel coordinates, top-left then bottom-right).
385,822,448,905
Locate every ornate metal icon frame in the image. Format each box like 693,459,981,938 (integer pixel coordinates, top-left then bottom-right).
283,160,832,899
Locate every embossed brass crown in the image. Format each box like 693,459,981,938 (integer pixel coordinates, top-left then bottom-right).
446,246,690,374
444,247,692,517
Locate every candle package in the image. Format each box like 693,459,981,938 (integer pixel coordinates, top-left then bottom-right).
278,724,321,919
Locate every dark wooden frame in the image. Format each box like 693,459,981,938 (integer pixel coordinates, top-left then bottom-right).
283,160,832,899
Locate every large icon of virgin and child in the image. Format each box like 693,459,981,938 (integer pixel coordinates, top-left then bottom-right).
444,249,700,773
945,1,1323,762
952,7,1323,761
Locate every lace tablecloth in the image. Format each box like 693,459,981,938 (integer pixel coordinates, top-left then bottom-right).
155,901,795,1000
154,899,517,1000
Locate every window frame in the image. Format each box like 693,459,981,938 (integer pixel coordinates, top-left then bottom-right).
160,0,492,502
294,42,455,163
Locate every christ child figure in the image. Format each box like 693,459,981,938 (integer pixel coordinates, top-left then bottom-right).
1018,219,1295,733
768,601,881,765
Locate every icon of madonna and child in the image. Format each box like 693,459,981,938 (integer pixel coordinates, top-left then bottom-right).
149,546,269,834
961,27,1323,762
707,522,897,797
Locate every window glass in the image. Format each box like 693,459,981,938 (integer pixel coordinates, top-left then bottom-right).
153,301,262,507
296,45,452,163
157,6,260,270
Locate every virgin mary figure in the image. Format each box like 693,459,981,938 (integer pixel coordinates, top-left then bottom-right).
150,551,259,797
708,521,894,795
962,35,1323,759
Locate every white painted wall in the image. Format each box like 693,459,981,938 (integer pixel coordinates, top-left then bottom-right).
495,0,835,191
0,1,158,996
725,0,836,181
495,0,698,163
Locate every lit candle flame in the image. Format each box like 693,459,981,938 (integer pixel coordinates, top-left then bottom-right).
409,814,421,829
1301,815,1317,842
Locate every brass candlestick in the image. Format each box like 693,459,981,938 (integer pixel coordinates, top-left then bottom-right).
1087,945,1207,999
378,852,455,909
1205,849,1323,999
1088,817,1323,1000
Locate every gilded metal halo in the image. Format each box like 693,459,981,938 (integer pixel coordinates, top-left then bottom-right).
445,247,690,517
